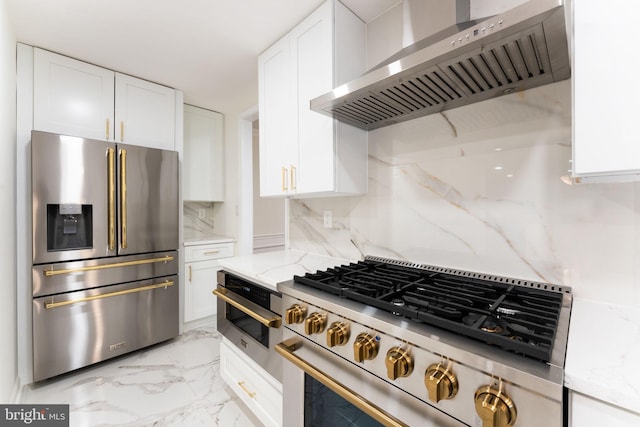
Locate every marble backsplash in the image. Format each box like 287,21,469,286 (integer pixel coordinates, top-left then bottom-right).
184,201,215,236
289,80,640,307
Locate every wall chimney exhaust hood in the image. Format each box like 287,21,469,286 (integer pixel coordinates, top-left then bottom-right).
310,0,570,130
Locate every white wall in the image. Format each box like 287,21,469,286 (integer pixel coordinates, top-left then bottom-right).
0,0,18,402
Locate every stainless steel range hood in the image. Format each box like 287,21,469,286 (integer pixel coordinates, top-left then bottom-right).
310,0,570,130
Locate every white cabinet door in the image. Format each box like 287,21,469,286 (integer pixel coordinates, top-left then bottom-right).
183,105,224,201
573,2,640,180
257,0,367,198
291,2,335,194
184,259,221,322
33,48,115,141
259,35,296,197
115,73,176,150
571,392,640,427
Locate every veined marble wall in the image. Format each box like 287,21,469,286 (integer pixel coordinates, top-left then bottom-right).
183,202,215,236
290,80,640,307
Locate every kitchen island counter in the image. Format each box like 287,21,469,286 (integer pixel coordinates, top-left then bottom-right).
217,250,354,292
565,297,640,416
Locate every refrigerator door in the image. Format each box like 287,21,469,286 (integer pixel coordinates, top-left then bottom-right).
116,143,178,256
32,131,116,264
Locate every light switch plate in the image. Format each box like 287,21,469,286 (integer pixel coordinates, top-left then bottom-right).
198,209,205,219
323,210,332,228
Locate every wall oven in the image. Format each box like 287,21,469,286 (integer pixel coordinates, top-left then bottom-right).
215,270,283,381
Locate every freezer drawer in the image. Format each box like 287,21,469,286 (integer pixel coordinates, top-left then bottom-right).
32,275,179,382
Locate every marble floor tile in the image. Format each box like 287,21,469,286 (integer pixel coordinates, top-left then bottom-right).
21,326,263,427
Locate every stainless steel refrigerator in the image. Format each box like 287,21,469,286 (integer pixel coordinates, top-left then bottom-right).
31,130,179,381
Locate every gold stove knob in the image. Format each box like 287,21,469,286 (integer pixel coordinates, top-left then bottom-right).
425,363,458,403
385,346,414,380
353,333,379,362
304,312,327,335
474,385,517,427
326,321,350,347
285,304,306,324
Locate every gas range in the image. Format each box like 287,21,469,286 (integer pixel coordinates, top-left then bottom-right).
276,256,572,427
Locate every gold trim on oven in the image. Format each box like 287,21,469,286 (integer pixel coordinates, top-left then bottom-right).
213,286,281,328
276,337,409,427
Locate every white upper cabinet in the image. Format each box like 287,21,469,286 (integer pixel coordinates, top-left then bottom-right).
183,105,224,201
115,73,176,150
258,0,368,198
572,2,640,182
32,48,176,151
34,48,115,141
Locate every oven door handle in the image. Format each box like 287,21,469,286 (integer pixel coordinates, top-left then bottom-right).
213,286,281,328
275,337,409,427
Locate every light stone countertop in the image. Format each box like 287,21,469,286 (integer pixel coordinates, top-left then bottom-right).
217,249,354,292
183,231,235,246
564,298,640,414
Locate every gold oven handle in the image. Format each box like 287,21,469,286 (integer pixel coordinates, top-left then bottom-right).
45,280,174,309
43,256,174,277
107,147,116,250
275,337,409,427
120,148,128,249
213,288,281,328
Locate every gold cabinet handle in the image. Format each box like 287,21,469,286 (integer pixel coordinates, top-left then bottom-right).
106,118,110,140
107,148,116,250
281,166,288,192
120,148,127,249
213,287,281,328
275,338,408,427
188,265,192,282
237,381,256,398
45,280,174,309
203,250,220,255
120,120,124,142
290,165,296,190
43,256,174,277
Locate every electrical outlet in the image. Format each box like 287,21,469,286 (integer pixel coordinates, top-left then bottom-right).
198,209,205,219
323,210,332,228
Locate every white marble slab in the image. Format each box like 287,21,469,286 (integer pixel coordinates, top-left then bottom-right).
217,250,355,291
184,231,235,246
565,298,640,415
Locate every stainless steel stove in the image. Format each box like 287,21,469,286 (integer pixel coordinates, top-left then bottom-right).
276,256,572,427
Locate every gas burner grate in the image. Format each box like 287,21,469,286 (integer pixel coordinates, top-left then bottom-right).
294,259,566,362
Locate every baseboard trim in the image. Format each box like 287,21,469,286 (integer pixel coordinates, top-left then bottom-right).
253,233,285,251
11,375,23,403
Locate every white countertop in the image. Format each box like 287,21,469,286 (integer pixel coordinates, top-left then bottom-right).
183,231,235,246
217,249,354,292
565,298,640,414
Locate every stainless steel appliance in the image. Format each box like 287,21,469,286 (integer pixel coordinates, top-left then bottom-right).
31,130,179,382
277,256,572,427
216,270,283,381
311,0,571,130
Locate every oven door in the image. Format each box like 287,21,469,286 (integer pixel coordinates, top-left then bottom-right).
277,329,465,427
215,272,282,381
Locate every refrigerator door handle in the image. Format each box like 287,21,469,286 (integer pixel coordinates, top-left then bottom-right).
120,148,128,249
108,148,116,250
44,279,174,309
43,255,175,277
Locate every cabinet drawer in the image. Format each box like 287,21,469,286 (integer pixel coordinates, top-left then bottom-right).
184,242,234,262
220,339,282,427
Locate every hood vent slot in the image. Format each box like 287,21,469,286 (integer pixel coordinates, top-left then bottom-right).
311,0,569,130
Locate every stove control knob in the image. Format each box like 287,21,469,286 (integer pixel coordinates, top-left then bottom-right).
474,385,517,427
304,312,327,335
326,321,350,347
385,347,414,380
285,304,306,324
425,363,458,403
353,333,379,362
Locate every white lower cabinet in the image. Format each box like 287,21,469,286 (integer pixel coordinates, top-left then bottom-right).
184,241,234,323
220,338,282,427
570,392,640,427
